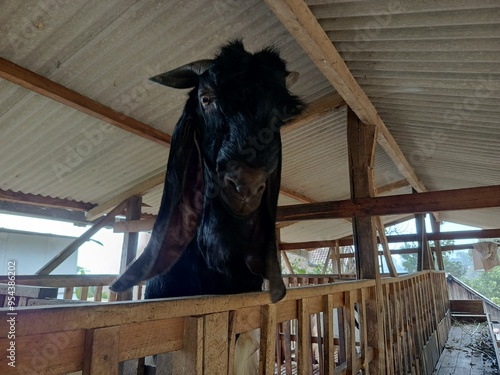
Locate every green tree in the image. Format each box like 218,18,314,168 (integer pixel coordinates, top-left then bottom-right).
399,241,467,278
463,266,500,304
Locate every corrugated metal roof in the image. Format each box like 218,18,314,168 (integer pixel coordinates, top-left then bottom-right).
0,0,499,245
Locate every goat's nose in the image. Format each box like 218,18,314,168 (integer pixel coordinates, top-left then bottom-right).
224,174,266,198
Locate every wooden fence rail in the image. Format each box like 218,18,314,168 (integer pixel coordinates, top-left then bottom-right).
0,271,448,374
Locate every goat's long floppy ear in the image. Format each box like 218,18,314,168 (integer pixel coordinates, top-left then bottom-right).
150,59,213,89
110,111,203,293
263,144,287,303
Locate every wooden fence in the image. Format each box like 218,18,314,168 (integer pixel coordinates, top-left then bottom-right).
0,271,449,374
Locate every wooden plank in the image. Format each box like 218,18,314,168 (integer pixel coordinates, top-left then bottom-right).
0,330,85,374
114,218,156,233
119,317,184,361
263,0,426,193
297,299,313,375
277,185,500,222
172,317,203,375
204,312,230,375
322,294,335,375
0,57,171,147
36,199,128,275
260,304,277,375
83,326,120,375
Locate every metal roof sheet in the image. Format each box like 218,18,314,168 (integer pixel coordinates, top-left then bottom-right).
0,0,498,245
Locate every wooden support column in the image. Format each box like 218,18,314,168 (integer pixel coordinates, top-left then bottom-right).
117,196,142,301
430,216,445,270
347,106,386,373
415,213,432,271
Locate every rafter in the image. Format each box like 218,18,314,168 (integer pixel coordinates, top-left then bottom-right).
0,57,171,147
0,189,94,211
264,0,427,193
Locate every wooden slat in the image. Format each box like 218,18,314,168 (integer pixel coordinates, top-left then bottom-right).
260,304,277,375
277,185,500,222
172,317,203,375
119,317,184,361
0,57,171,147
83,326,120,375
204,312,230,374
322,294,335,375
297,299,313,375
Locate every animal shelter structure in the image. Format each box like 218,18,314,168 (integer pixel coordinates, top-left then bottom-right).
1,1,499,374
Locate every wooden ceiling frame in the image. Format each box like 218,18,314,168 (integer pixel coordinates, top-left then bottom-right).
264,0,427,194
1,56,338,220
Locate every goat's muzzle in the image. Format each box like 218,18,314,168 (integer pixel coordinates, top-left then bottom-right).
220,166,267,217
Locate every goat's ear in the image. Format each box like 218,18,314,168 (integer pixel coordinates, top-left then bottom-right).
150,59,213,89
110,111,204,293
263,147,287,303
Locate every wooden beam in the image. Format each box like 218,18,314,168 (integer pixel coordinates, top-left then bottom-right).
277,185,500,221
264,0,426,193
279,228,500,250
0,201,88,224
36,199,128,275
86,172,165,221
281,91,344,135
0,57,171,147
0,189,94,211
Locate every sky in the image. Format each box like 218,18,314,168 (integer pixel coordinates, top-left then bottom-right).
0,212,477,275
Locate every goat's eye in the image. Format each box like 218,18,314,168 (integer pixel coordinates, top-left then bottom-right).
200,95,212,107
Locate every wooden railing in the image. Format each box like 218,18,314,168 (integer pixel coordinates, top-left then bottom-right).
0,271,449,374
0,275,143,302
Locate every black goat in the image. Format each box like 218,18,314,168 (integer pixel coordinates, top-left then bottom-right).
110,41,304,304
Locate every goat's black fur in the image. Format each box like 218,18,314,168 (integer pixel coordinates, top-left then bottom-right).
110,41,304,303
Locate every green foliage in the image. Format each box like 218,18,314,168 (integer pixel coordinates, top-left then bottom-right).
463,266,500,303
399,241,467,278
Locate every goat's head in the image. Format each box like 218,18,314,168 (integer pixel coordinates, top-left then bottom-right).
110,41,303,302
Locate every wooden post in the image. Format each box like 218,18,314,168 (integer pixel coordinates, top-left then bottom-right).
347,106,386,373
83,326,120,375
117,196,142,301
430,216,445,270
415,213,432,270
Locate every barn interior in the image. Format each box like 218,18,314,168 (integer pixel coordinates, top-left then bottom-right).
0,0,499,374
